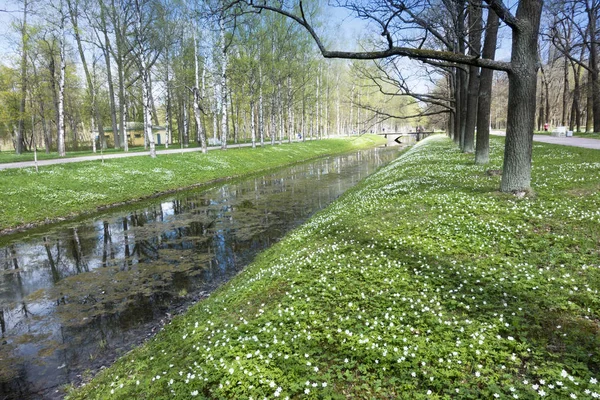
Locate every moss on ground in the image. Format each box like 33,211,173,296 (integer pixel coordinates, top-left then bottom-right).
68,136,600,399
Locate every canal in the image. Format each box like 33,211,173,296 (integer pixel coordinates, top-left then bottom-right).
0,146,399,399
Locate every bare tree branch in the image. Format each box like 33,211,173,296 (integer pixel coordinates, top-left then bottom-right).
248,1,512,72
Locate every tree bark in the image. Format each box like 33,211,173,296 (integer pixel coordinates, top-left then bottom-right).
99,4,118,149
587,1,599,132
16,0,28,154
193,30,207,153
475,9,499,164
463,0,482,153
220,15,228,150
500,0,542,193
57,13,67,157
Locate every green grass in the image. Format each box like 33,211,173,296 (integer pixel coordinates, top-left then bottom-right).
0,139,262,163
0,144,155,163
0,136,385,233
67,136,600,399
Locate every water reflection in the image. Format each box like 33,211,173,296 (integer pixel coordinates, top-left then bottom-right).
0,147,399,399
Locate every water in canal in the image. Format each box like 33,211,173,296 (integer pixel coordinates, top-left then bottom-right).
0,146,399,399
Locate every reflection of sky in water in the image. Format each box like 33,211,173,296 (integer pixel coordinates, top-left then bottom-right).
0,147,399,399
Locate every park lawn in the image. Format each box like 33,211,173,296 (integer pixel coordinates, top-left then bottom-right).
0,136,385,233
0,144,161,163
0,138,275,164
67,136,600,399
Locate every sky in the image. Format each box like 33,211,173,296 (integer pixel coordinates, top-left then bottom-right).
0,0,514,94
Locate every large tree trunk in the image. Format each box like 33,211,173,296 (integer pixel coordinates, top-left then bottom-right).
562,56,570,126
456,0,468,149
587,2,600,133
500,0,542,193
570,61,582,132
586,72,594,132
475,9,499,164
463,0,482,153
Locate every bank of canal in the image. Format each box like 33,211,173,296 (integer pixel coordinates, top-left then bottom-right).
0,146,400,399
0,137,387,235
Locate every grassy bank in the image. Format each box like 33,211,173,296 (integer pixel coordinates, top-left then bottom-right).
0,136,385,234
69,136,600,399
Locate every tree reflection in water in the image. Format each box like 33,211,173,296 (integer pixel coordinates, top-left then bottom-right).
0,146,399,399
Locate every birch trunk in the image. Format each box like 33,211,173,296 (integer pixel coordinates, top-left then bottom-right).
287,75,293,143
213,79,219,141
99,5,118,149
250,100,256,148
259,56,264,147
57,13,66,157
316,69,320,139
134,0,155,158
193,30,207,153
220,16,228,150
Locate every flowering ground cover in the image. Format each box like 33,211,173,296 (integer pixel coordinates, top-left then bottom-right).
0,136,384,233
68,136,600,399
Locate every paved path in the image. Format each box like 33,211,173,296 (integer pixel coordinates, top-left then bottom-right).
0,142,260,170
491,130,600,150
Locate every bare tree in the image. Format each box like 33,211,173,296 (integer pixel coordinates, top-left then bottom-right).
247,0,543,193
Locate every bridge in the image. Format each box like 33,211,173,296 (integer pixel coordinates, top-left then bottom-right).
373,131,435,146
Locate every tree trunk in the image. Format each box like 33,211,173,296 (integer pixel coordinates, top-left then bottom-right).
562,56,569,126
475,9,499,164
250,100,256,148
463,0,482,153
500,0,542,193
587,2,600,132
57,20,66,157
220,16,228,150
288,75,293,142
141,67,155,158
99,5,118,149
259,57,264,146
68,0,104,152
193,30,207,153
16,0,28,154
134,0,155,158
586,71,594,132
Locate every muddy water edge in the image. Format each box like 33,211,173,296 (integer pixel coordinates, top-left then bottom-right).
0,146,400,399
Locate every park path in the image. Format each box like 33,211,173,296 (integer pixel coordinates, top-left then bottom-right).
0,142,258,170
491,130,600,150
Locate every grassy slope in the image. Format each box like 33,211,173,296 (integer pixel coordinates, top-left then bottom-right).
69,136,600,399
0,136,385,233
